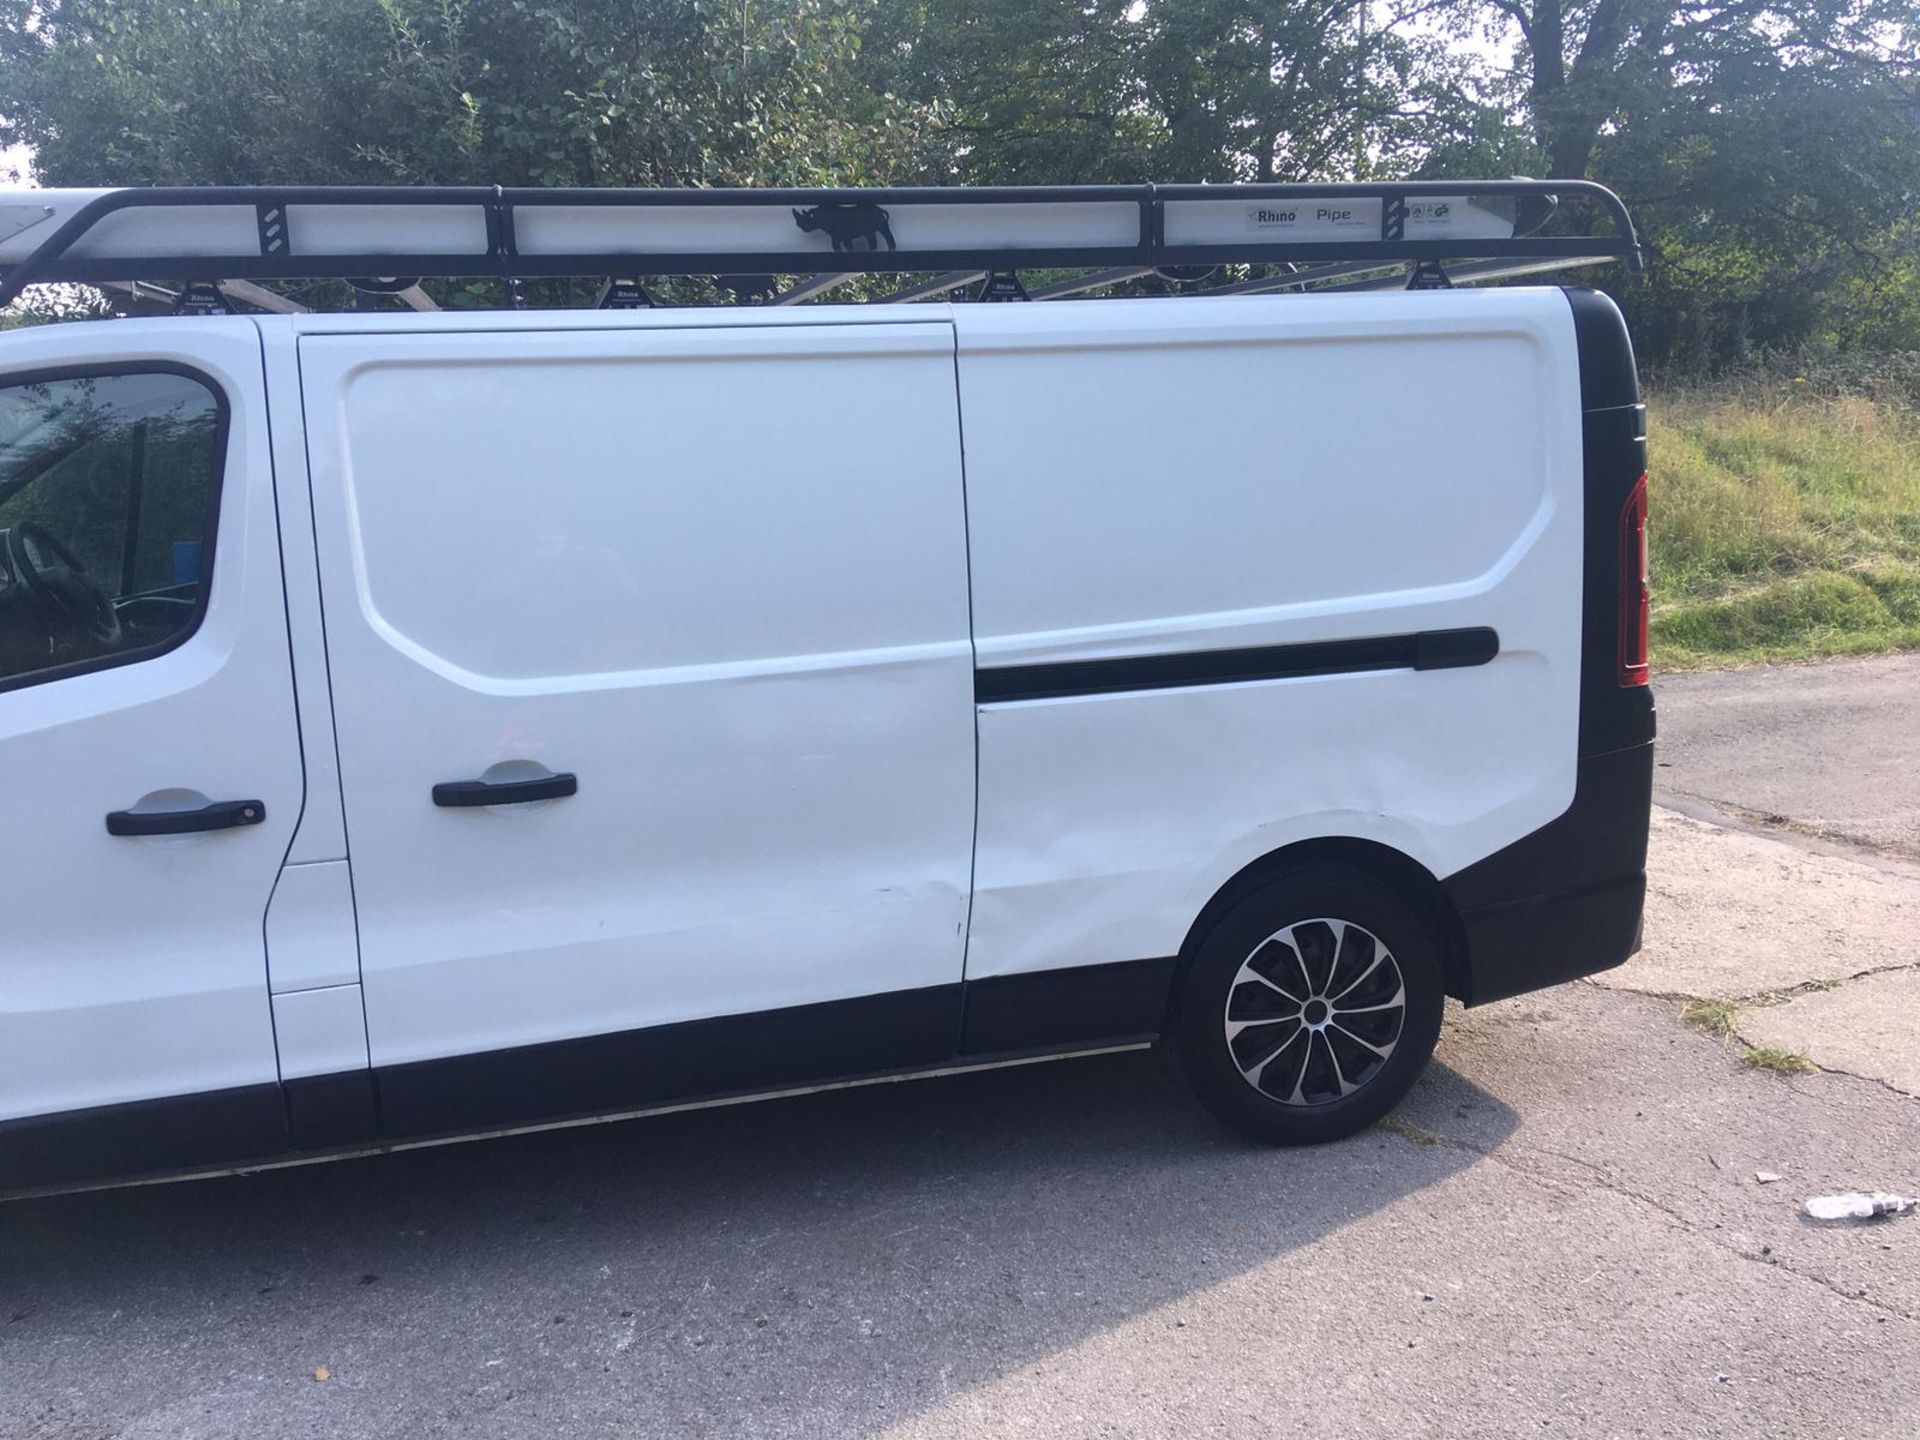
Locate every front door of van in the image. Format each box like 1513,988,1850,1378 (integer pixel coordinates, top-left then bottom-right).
298,321,976,1133
0,323,303,1170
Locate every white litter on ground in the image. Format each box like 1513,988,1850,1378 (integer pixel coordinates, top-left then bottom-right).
1804,1192,1919,1221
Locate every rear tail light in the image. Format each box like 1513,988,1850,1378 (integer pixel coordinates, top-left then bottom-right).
1619,472,1650,686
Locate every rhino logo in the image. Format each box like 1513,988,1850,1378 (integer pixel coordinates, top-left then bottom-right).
792,203,896,253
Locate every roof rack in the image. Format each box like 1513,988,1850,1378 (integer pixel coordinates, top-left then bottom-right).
0,180,1640,311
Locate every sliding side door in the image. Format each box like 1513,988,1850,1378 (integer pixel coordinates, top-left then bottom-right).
298,319,975,1134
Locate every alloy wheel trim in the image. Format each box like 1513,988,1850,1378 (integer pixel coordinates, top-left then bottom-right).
1222,917,1407,1107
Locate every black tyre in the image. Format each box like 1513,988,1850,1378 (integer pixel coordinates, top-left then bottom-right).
1174,866,1445,1145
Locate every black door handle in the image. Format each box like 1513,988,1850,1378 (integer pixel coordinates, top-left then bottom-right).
106,799,267,836
432,772,578,808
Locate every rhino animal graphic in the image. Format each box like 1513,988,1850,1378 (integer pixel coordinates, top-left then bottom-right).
792,203,896,253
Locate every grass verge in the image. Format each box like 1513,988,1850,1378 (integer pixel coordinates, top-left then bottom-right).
1650,376,1920,669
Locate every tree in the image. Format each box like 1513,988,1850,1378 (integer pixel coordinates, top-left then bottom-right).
1428,0,1918,363
854,0,1152,183
0,0,483,184
861,0,1489,184
1473,0,1918,182
0,0,933,188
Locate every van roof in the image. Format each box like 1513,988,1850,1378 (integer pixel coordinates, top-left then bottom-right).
0,180,1639,317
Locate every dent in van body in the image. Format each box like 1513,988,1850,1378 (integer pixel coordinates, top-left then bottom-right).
953,292,1587,983
966,652,1573,982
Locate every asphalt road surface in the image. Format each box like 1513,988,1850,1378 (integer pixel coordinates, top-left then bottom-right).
1656,651,1920,859
5,657,1919,1439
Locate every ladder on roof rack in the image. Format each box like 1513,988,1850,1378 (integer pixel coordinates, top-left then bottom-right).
0,180,1640,311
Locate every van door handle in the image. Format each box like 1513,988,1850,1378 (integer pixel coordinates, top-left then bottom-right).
106,799,267,836
432,773,578,808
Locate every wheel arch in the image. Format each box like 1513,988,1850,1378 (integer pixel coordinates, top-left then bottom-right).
1171,837,1471,1024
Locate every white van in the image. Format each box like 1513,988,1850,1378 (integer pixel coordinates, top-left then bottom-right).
0,183,1653,1194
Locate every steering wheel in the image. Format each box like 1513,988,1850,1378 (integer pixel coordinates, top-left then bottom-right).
1,521,122,644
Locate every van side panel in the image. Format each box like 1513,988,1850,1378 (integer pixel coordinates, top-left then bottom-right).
297,323,977,1080
954,292,1587,983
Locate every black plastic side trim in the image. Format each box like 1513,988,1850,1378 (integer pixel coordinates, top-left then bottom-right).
373,985,963,1139
1453,875,1645,1008
7,966,1206,1195
284,1070,380,1151
961,958,1177,1055
1443,741,1653,1005
0,1083,286,1194
976,627,1498,704
1562,288,1656,757
1567,286,1641,412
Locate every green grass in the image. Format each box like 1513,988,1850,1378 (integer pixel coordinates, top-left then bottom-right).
1738,1045,1818,1077
1650,377,1920,668
1680,997,1742,1038
1680,994,1824,1077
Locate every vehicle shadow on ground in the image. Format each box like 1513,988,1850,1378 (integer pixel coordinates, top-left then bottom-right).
0,1049,1514,1439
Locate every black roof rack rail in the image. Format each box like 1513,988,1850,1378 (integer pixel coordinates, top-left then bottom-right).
0,180,1640,311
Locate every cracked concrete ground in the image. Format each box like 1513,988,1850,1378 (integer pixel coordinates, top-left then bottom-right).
1602,808,1920,999
1636,657,1920,1099
3,659,1917,1438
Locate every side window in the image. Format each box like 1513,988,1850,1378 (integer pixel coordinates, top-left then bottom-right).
0,369,224,689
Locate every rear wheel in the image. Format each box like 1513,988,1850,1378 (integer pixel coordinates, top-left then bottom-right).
1174,867,1445,1145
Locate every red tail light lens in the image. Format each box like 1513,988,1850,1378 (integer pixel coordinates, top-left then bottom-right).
1619,472,1650,686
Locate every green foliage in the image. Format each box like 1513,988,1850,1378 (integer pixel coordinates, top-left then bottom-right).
1385,1,1919,367
1480,0,1920,367
1606,70,1920,369
856,0,1156,183
862,1,1492,184
0,1,934,187
0,0,479,184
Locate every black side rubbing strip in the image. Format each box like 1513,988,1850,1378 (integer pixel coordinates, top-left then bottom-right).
974,627,1499,704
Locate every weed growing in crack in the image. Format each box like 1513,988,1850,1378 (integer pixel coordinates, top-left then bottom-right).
1681,998,1741,1037
1740,1045,1817,1077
